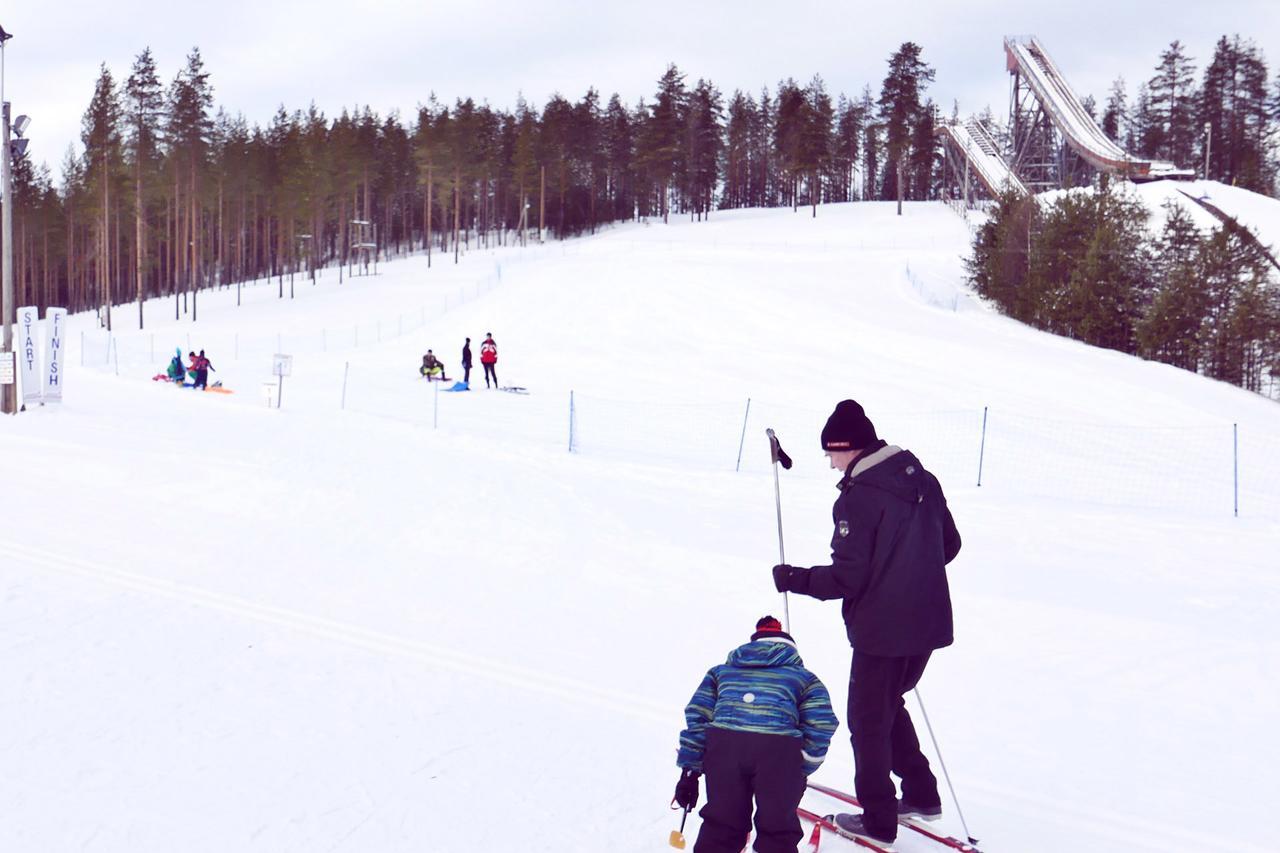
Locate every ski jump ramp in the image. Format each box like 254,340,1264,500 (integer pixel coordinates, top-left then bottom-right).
1004,36,1191,181
939,119,1029,199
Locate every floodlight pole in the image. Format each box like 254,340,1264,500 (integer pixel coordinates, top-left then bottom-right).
1,30,15,415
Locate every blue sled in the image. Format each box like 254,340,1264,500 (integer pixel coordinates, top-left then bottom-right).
443,381,470,392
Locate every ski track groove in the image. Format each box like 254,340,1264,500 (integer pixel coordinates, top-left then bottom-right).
1,540,672,725
964,778,1273,852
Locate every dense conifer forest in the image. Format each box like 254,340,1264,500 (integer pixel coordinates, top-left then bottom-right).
5,35,1279,396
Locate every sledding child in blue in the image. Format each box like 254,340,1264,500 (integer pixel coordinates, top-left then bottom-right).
673,616,838,853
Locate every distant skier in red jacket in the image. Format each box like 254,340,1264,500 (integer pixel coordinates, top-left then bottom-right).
480,333,498,389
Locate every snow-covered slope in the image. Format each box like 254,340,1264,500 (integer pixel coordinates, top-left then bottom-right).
1037,178,1280,257
2,202,1278,853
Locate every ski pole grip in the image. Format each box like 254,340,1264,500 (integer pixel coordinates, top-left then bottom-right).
766,428,792,470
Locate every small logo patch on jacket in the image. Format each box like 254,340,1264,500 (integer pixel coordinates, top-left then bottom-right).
838,520,849,537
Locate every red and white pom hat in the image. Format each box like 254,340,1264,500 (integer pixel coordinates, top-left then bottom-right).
750,615,796,646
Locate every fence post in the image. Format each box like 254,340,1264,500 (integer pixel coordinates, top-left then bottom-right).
568,390,576,453
80,331,85,366
1233,423,1239,517
735,398,752,472
976,406,989,487
150,334,154,362
112,337,119,376
433,377,439,429
341,362,350,410
235,333,239,361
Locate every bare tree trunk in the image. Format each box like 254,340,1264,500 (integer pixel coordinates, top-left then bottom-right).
539,165,546,242
103,157,112,332
217,178,224,291
896,153,904,216
426,166,433,268
190,157,198,322
453,165,460,264
136,156,144,328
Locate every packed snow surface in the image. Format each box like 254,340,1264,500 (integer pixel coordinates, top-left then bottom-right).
3,202,1278,853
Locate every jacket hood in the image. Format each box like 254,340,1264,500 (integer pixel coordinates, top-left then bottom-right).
725,639,804,669
840,445,927,504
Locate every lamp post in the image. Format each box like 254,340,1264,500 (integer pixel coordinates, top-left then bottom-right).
1,24,15,415
1203,122,1212,180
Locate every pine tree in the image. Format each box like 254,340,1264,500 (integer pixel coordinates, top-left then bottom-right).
1101,78,1128,144
686,79,723,220
860,87,878,201
800,75,834,215
722,90,756,209
908,100,938,200
124,47,163,328
166,48,214,317
1137,202,1206,369
1147,41,1198,166
832,94,862,203
643,64,688,223
1200,35,1272,190
877,42,935,212
602,94,633,221
81,64,123,330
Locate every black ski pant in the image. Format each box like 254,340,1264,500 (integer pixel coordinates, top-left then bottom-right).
848,650,940,841
194,368,208,389
483,363,497,387
463,363,471,384
694,728,806,853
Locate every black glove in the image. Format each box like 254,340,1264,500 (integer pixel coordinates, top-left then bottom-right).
773,564,797,593
673,769,700,811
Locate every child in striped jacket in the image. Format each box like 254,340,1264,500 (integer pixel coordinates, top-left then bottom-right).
673,616,838,853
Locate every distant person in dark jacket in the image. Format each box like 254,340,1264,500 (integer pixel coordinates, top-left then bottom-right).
771,400,961,850
192,350,215,390
461,338,473,385
673,616,838,853
480,333,498,388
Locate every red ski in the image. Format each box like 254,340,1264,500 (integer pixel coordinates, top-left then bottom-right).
806,781,982,852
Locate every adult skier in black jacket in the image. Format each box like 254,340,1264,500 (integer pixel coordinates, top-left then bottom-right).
771,399,961,849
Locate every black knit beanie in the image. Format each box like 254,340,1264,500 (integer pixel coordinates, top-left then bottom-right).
820,399,878,451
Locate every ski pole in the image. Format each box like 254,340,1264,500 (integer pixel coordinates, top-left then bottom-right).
669,805,691,849
766,428,793,633
914,687,978,845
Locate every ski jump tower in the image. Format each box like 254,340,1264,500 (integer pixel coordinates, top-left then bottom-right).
1004,36,1192,188
938,118,1028,206
938,36,1194,206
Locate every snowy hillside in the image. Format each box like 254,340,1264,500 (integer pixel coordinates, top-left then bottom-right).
1038,178,1280,255
2,202,1278,853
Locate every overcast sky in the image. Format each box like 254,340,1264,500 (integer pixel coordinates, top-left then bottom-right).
3,0,1276,181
